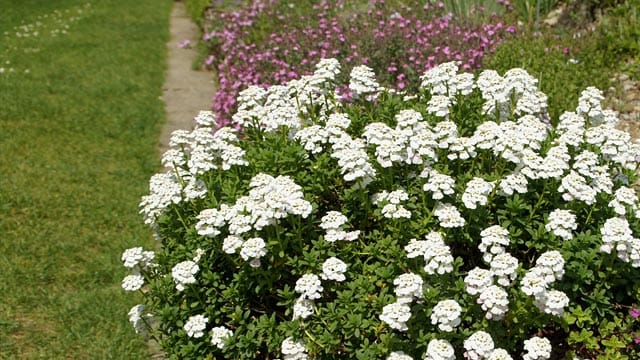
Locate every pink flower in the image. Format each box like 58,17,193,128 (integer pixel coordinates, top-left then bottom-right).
631,308,640,319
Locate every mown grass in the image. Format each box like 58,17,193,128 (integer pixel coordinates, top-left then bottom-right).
0,0,172,358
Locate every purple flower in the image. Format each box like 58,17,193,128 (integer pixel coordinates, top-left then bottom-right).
631,308,640,319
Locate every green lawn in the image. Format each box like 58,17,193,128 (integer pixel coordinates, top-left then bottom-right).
0,0,172,358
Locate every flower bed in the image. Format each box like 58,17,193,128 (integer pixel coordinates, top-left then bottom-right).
202,0,514,127
125,59,640,359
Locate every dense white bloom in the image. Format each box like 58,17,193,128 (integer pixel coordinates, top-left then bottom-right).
210,326,233,349
294,125,328,154
479,225,510,263
172,260,199,291
462,177,495,209
535,251,565,281
128,304,152,336
478,285,509,320
314,58,341,84
559,171,597,205
420,61,460,95
222,235,244,254
387,351,414,360
423,240,455,275
600,216,639,265
295,274,323,300
184,314,209,338
139,173,186,226
464,267,494,295
489,253,519,286
240,237,267,265
282,337,308,360
448,136,477,160
380,301,411,331
434,202,465,228
405,238,430,258
390,273,422,304
534,289,570,317
545,209,577,240
320,211,348,230
330,131,377,187
487,349,513,360
421,168,455,200
374,189,412,218
431,299,462,332
122,247,155,270
464,331,495,360
433,121,459,149
424,339,455,360
349,65,381,99
523,336,552,360
577,87,606,125
520,267,552,297
427,95,451,117
293,296,315,320
609,186,639,216
195,208,226,237
498,172,529,196
122,274,144,292
321,257,347,281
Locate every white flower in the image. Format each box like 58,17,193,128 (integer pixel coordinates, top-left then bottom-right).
462,177,494,209
195,208,226,237
423,240,454,275
122,247,155,270
520,267,552,297
222,235,244,254
478,285,509,320
295,274,323,300
489,253,519,286
393,273,424,303
349,65,381,99
405,238,431,258
431,299,462,332
380,301,411,331
534,289,570,317
464,267,494,296
559,171,597,205
523,336,552,360
434,202,465,228
210,326,233,349
545,209,577,240
122,274,145,292
535,251,565,281
498,172,529,196
171,260,199,291
293,296,315,320
479,225,510,263
320,211,349,230
427,95,451,117
600,217,638,264
128,304,151,335
321,257,347,282
609,186,638,216
240,237,267,264
184,314,208,338
464,331,495,360
424,339,455,360
421,168,455,200
387,351,414,360
487,348,513,360
282,337,308,360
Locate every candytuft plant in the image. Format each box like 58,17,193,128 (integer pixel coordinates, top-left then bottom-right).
124,59,640,359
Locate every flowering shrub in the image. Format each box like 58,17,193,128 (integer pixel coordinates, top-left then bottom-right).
202,0,514,126
125,59,640,359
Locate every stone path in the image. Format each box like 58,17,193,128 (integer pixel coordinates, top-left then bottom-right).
160,0,214,156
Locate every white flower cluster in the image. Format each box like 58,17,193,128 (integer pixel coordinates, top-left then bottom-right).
463,331,495,360
434,202,465,228
600,217,640,267
321,257,348,282
184,314,208,338
424,339,455,360
462,177,495,209
405,231,454,275
609,186,640,217
393,273,424,303
139,172,206,226
545,209,577,240
477,285,510,320
522,336,552,360
128,304,152,336
282,337,308,360
477,68,548,121
420,168,455,200
521,251,569,316
121,247,157,292
319,210,360,242
479,225,510,263
295,274,323,300
363,109,437,167
420,62,475,98
210,326,233,349
349,64,383,100
171,260,199,292
380,301,412,332
430,299,462,332
372,189,412,218
387,351,414,360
